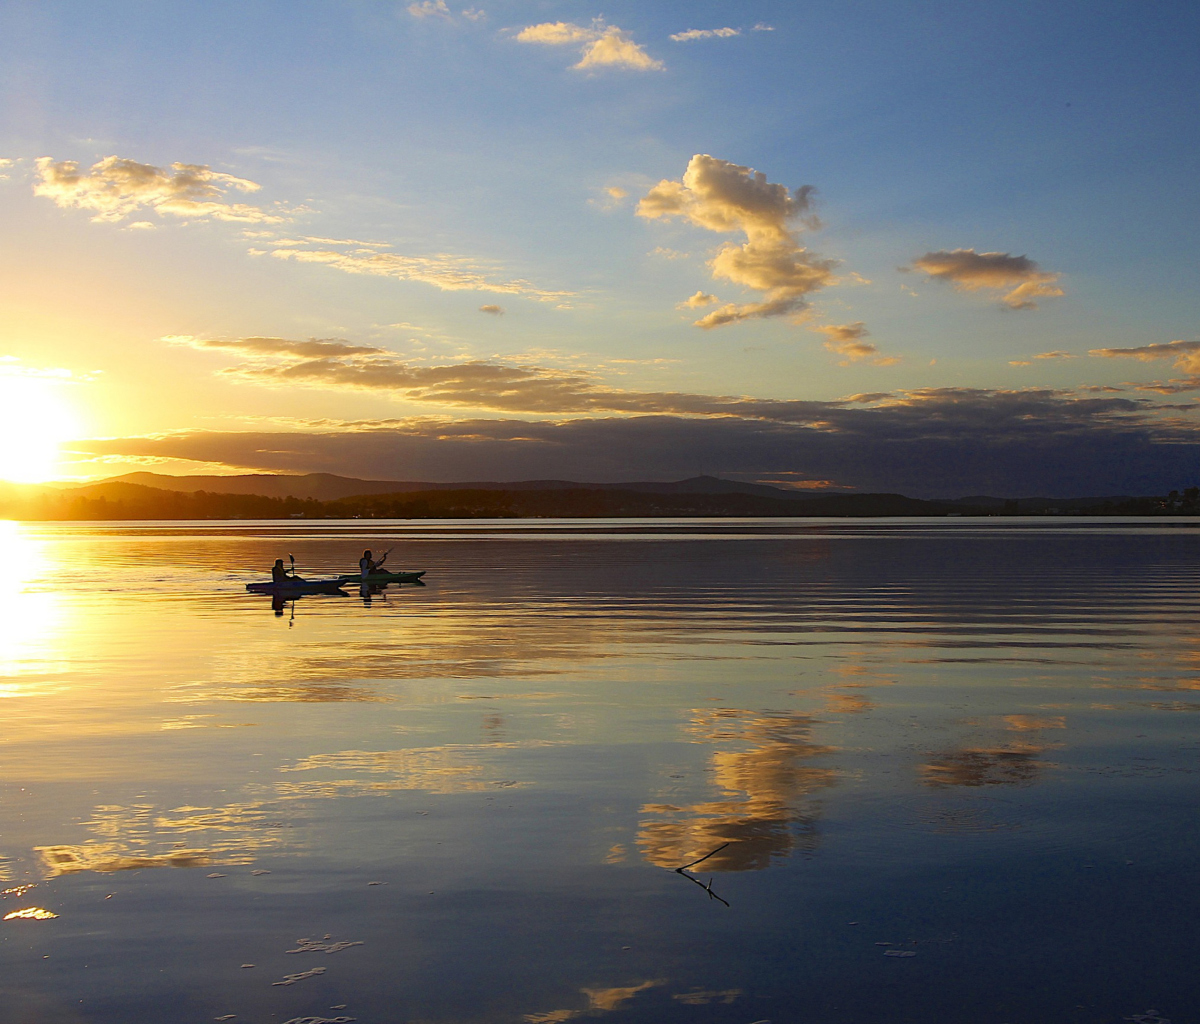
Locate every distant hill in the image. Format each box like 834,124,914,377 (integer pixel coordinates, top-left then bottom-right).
1,474,1191,520
98,472,816,502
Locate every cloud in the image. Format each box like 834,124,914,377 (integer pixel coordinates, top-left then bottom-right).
479,304,504,315
1090,339,1200,374
515,21,596,44
1033,350,1076,359
515,20,663,71
638,155,837,327
74,379,1200,497
33,155,287,224
679,291,718,309
166,335,386,358
407,0,451,18
906,249,1063,310
753,23,775,31
670,27,739,41
1130,377,1200,394
810,322,896,366
265,239,571,302
0,157,12,180
605,186,627,199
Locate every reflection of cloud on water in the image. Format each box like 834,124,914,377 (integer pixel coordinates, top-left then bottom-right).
921,742,1053,788
34,800,288,878
1003,714,1065,731
672,989,742,1005
823,691,876,714
525,979,665,1022
637,709,836,872
276,743,556,797
168,681,392,703
922,713,1065,789
37,845,215,875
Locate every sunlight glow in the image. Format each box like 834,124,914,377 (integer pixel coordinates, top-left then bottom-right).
0,375,82,483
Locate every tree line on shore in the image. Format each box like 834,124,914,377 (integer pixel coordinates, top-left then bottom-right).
3,480,1200,520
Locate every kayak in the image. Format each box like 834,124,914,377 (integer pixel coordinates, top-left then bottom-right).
335,570,427,586
246,577,347,595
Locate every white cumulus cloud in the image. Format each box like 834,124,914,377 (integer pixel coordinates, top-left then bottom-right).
670,27,739,41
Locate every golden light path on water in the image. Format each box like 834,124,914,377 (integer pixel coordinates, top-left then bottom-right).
0,521,68,686
0,518,1197,1023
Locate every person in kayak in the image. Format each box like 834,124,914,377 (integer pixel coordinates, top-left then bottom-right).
271,558,292,584
359,548,389,579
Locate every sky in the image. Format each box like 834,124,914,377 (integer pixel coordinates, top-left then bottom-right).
1,0,1198,496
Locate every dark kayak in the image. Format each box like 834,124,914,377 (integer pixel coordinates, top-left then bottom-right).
246,577,347,595
335,570,427,586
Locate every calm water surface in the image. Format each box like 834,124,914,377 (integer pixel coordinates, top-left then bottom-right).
0,518,1197,1024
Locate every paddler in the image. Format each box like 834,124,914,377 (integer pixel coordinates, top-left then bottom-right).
360,548,389,579
271,558,291,583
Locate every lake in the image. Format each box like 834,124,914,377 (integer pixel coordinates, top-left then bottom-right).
0,518,1196,1024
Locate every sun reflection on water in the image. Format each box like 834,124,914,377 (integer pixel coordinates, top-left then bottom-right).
0,521,68,683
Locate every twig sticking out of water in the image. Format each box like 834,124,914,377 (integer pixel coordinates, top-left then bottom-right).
674,843,731,907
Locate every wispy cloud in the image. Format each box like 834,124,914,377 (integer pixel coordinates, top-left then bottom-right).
638,154,837,327
905,249,1063,310
515,20,663,71
479,304,504,315
810,322,896,366
670,27,739,42
407,1,486,22
166,335,386,358
262,239,572,303
1090,339,1200,374
34,155,288,224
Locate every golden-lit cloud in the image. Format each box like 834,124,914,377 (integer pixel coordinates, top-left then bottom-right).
1090,339,1200,374
637,709,836,872
670,28,739,41
1034,350,1076,360
678,291,718,309
515,21,663,71
906,248,1063,309
479,304,505,315
1129,376,1200,394
638,154,837,327
33,155,287,224
810,322,897,366
265,239,571,302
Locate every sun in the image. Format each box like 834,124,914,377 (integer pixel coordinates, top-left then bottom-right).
0,375,83,483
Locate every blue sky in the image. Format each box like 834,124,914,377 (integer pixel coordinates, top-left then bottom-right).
1,0,1198,493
